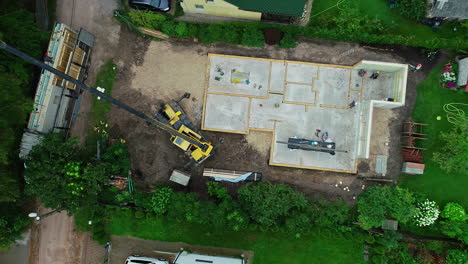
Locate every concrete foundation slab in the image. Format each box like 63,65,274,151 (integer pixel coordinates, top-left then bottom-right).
203,54,406,172
286,63,319,84
315,67,351,107
272,106,358,172
203,93,249,133
250,94,305,130
362,72,394,101
270,62,286,92
208,55,269,97
284,83,316,104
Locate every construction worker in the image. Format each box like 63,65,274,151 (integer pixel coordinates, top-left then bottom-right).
370,71,381,79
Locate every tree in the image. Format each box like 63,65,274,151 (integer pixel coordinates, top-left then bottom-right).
446,249,468,264
238,183,309,227
0,213,29,249
102,142,131,175
440,220,468,244
311,197,351,228
357,186,417,229
24,133,105,213
441,203,467,222
151,187,173,214
433,121,468,174
0,8,49,249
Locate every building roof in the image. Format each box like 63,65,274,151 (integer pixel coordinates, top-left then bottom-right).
225,0,307,16
458,57,468,86
429,0,468,19
174,251,244,264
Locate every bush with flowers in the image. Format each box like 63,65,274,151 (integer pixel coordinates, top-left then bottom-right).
413,199,439,227
440,62,458,89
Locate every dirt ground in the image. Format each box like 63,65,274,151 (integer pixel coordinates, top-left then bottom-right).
107,36,449,203
107,236,254,264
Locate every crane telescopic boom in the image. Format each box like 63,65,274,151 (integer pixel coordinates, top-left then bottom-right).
0,41,215,163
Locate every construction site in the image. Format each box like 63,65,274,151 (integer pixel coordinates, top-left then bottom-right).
94,37,422,202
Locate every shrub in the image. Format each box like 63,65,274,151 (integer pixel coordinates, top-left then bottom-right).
238,183,309,227
312,198,351,228
279,32,297,48
285,213,312,234
397,0,427,21
441,203,467,221
241,26,264,47
206,182,229,200
166,192,200,221
133,191,153,211
446,249,468,264
357,186,417,230
413,199,439,227
161,20,177,36
199,24,223,44
222,24,241,44
440,220,468,244
102,142,131,175
128,11,166,28
175,22,188,38
151,187,173,214
186,23,198,38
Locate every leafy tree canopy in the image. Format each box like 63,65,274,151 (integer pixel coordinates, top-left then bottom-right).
238,183,309,227
24,133,105,213
357,186,417,229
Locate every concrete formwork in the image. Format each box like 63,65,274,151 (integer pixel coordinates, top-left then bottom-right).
202,54,407,172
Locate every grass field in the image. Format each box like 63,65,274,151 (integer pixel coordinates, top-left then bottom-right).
85,60,117,153
399,64,468,208
310,0,463,47
109,209,365,264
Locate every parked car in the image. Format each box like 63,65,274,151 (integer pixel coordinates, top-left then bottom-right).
129,0,170,12
125,255,169,264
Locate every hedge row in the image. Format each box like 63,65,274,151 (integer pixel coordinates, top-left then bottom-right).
116,9,467,50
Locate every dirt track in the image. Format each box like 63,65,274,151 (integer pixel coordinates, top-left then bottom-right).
107,37,446,203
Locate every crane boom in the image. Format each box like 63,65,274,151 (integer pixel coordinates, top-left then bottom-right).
0,41,208,151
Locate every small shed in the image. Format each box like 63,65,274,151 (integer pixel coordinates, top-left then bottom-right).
401,162,425,175
382,219,398,231
170,170,191,186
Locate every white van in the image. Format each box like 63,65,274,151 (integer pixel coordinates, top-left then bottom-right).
125,255,169,264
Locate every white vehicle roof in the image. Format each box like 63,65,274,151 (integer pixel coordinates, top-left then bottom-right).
125,255,169,264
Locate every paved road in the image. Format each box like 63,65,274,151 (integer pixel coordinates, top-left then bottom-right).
0,230,30,264
28,0,122,263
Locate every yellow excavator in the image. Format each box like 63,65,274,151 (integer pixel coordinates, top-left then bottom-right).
155,93,214,164
0,42,218,166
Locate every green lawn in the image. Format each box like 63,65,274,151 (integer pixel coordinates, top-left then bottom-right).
310,0,463,48
399,64,468,208
109,209,365,264
85,60,117,153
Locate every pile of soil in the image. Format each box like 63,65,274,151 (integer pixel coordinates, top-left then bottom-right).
263,28,282,45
